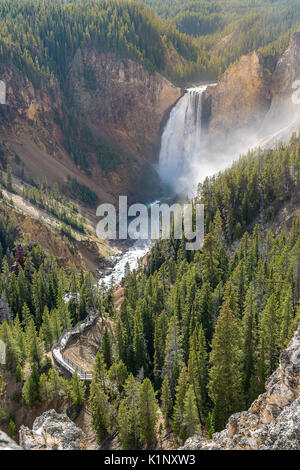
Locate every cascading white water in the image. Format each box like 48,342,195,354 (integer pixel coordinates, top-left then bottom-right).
158,85,208,195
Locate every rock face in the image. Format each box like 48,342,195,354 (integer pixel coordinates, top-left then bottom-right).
0,51,181,205
0,430,22,450
202,31,300,151
19,410,86,450
202,51,272,150
69,49,182,162
262,30,300,134
182,323,300,450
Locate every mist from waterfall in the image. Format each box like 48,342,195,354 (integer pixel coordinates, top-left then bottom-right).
158,84,258,197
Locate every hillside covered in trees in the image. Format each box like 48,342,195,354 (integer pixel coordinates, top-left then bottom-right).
2,0,300,88
142,0,300,76
0,0,201,85
0,133,299,448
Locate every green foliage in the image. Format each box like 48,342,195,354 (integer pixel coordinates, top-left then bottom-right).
89,380,111,443
199,136,300,243
8,418,16,438
61,176,99,207
143,0,300,75
208,287,244,430
22,180,85,233
40,368,69,403
100,327,113,369
111,136,300,441
138,378,159,448
161,375,173,426
69,372,86,408
118,374,141,450
182,385,200,439
22,363,41,408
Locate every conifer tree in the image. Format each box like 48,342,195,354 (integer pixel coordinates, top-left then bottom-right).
195,282,214,342
93,351,108,393
172,365,189,439
15,363,24,383
161,375,173,427
279,286,294,349
69,372,86,408
26,318,44,369
118,374,141,450
40,306,53,350
187,325,208,422
22,363,41,407
258,293,280,376
162,316,183,394
153,309,168,387
241,283,258,401
182,385,200,439
138,378,158,448
100,326,113,369
108,359,128,395
201,234,221,289
89,381,111,443
133,306,147,375
208,297,244,430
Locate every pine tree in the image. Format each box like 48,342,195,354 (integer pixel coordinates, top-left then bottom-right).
201,234,221,289
258,293,280,376
133,306,147,375
241,283,258,401
279,286,294,349
15,363,24,383
89,381,111,443
22,363,41,407
108,359,128,395
93,351,108,393
162,316,183,394
26,318,44,369
195,282,214,343
172,365,189,439
40,306,53,350
138,378,158,448
187,325,208,422
161,375,173,427
8,419,16,439
69,373,86,408
100,326,113,369
118,374,141,450
182,385,200,439
153,309,168,387
208,297,244,430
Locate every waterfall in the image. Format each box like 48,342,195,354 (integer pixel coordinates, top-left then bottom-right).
158,85,208,196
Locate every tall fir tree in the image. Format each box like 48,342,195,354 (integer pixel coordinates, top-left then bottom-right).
208,296,244,430
138,378,158,448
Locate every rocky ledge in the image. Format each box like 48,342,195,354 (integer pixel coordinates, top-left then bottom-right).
183,323,300,450
0,430,22,450
19,410,86,450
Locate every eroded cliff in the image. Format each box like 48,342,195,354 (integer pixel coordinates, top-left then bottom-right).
202,51,272,151
0,52,181,206
202,30,300,151
69,49,181,163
